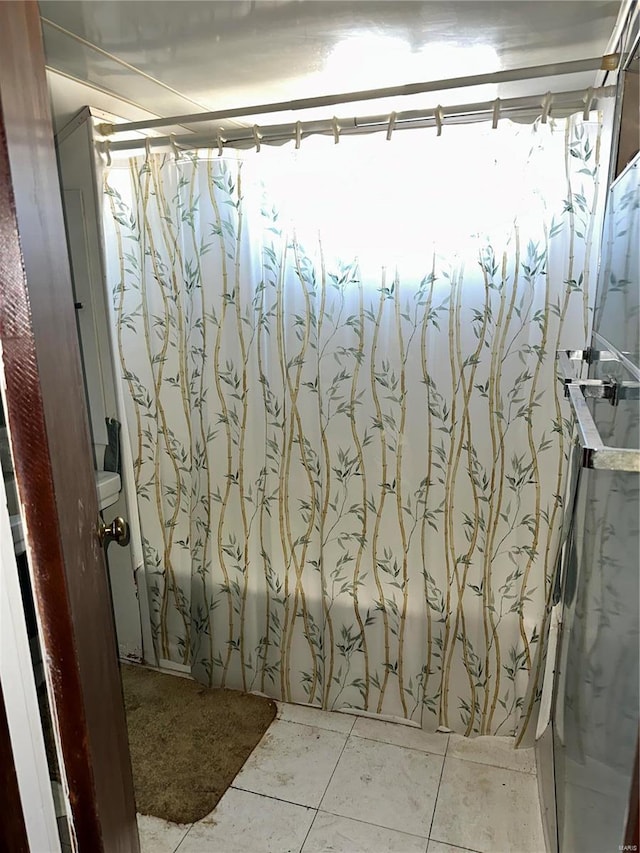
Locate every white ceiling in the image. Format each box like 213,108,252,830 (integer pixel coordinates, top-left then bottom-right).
41,1,621,135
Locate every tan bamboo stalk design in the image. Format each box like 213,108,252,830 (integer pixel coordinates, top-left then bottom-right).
151,160,195,482
257,254,273,695
480,246,515,734
275,236,294,700
281,237,321,703
516,300,573,738
105,179,143,486
541,118,589,593
439,266,460,728
581,118,603,344
137,159,191,658
228,168,253,693
350,270,370,708
274,238,319,702
206,156,236,682
448,257,495,735
393,272,410,717
440,262,488,731
484,247,521,733
186,159,216,676
370,269,392,713
418,257,436,725
516,117,594,743
108,119,604,732
518,225,547,676
476,256,503,734
315,239,337,708
534,121,579,660
150,157,201,665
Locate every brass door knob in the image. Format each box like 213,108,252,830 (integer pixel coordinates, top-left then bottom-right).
97,516,130,548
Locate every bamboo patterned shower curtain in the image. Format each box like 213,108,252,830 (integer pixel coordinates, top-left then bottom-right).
103,114,605,737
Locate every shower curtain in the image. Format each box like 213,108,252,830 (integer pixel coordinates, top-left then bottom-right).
103,114,606,737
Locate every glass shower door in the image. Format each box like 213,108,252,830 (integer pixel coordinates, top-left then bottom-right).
553,154,639,853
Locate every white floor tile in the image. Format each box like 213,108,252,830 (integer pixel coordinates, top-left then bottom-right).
447,734,536,774
232,719,348,807
427,842,479,853
430,757,545,853
136,813,191,853
321,736,443,837
352,717,448,756
177,788,315,853
278,701,356,734
303,812,428,853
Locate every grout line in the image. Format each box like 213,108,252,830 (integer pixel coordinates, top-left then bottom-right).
315,808,432,841
171,822,193,853
272,715,355,737
429,840,481,853
298,807,320,853
277,701,358,729
426,747,448,842
349,731,448,758
444,751,536,775
444,733,536,774
313,727,353,817
229,784,318,811
428,836,482,853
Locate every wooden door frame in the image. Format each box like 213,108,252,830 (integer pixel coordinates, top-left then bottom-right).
0,2,138,850
624,732,639,851
0,450,62,851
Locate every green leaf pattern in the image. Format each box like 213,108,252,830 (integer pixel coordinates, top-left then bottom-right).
102,115,605,736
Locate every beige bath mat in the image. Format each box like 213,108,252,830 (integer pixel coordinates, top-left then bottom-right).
121,664,276,824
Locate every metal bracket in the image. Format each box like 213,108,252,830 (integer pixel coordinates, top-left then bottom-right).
557,350,640,405
557,349,640,472
565,347,618,364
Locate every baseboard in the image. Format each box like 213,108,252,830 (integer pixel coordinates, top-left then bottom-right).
119,657,194,680
157,658,192,676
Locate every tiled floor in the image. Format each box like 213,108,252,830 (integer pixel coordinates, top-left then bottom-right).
137,703,546,853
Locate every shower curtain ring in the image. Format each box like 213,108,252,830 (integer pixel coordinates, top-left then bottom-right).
541,92,553,124
295,121,302,150
332,116,340,144
582,86,594,121
386,111,397,141
144,138,152,160
216,130,225,157
492,98,501,129
252,125,262,153
170,133,181,161
435,105,444,137
103,139,112,167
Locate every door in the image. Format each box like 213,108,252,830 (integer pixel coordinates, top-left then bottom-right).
0,3,139,850
60,154,145,663
553,152,639,852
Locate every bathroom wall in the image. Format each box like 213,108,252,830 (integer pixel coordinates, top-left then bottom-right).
55,108,153,665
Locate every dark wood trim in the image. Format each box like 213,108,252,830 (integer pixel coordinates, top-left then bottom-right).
0,682,30,853
615,60,639,178
624,730,639,851
0,74,101,853
0,2,138,850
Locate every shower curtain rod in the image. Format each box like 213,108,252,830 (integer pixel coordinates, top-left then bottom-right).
103,85,615,155
98,55,612,136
